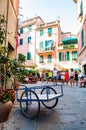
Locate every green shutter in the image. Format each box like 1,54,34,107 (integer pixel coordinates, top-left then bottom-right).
39,55,44,63
80,1,83,15
20,39,23,45
39,42,43,49
48,28,52,35
28,25,32,31
27,52,31,60
81,28,84,47
59,52,62,61
72,51,77,60
47,55,52,63
40,30,43,36
20,28,23,34
67,52,70,61
28,36,31,43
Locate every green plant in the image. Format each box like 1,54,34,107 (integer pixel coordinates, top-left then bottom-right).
0,88,11,103
10,53,27,83
0,14,26,104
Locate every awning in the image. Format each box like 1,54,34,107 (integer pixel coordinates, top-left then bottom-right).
62,37,78,45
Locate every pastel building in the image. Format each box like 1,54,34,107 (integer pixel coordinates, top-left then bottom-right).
18,16,44,67
36,20,61,69
58,32,78,70
73,0,86,74
18,16,79,70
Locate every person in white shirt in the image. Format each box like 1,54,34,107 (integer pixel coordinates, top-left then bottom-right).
52,67,58,85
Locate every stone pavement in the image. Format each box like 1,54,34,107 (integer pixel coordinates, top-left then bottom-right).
0,81,86,130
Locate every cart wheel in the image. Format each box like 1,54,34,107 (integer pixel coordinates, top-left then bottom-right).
40,87,58,109
20,90,40,119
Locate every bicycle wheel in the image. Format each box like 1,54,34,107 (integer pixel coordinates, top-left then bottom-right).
20,90,40,119
40,87,58,109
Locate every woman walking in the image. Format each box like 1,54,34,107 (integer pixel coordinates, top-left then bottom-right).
70,69,75,87
74,70,78,86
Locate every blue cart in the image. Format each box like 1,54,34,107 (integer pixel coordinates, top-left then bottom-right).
16,84,63,119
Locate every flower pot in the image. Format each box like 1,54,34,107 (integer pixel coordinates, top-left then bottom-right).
6,89,16,103
0,100,13,123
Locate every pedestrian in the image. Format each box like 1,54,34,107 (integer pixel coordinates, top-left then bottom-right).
61,70,65,85
74,70,78,86
69,68,75,87
52,67,58,85
65,70,69,85
45,71,49,83
48,70,52,83
41,72,45,82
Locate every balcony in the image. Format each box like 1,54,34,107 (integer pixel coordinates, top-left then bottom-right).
45,47,54,53
37,46,55,54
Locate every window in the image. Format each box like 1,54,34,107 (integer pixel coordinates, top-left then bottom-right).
81,28,84,47
20,38,23,45
20,28,23,34
23,27,28,32
59,52,70,61
72,51,77,60
45,40,53,50
28,25,32,31
80,0,83,16
48,28,52,35
40,30,44,36
39,41,43,50
66,52,70,61
28,36,31,43
27,52,31,60
47,55,52,63
59,52,62,61
39,55,44,63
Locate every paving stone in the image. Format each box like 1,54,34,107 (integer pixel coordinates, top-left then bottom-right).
0,82,86,130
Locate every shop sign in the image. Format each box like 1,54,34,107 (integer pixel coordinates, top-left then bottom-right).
63,44,75,49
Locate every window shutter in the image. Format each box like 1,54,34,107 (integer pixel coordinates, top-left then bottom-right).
59,52,62,61
67,52,70,61
48,28,52,35
28,25,32,31
47,55,52,63
28,36,31,43
39,55,44,63
27,52,31,60
81,28,84,47
20,28,23,34
20,39,23,45
72,51,77,60
39,42,43,49
40,30,44,36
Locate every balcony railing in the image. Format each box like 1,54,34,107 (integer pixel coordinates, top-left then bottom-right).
37,46,55,53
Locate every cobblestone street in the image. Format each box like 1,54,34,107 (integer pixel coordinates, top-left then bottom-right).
0,82,86,130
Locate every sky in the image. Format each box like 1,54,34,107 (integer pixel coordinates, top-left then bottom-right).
19,0,77,34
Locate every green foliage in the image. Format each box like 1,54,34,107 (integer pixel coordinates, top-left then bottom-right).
18,53,26,63
0,14,27,89
10,53,26,82
0,14,6,44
